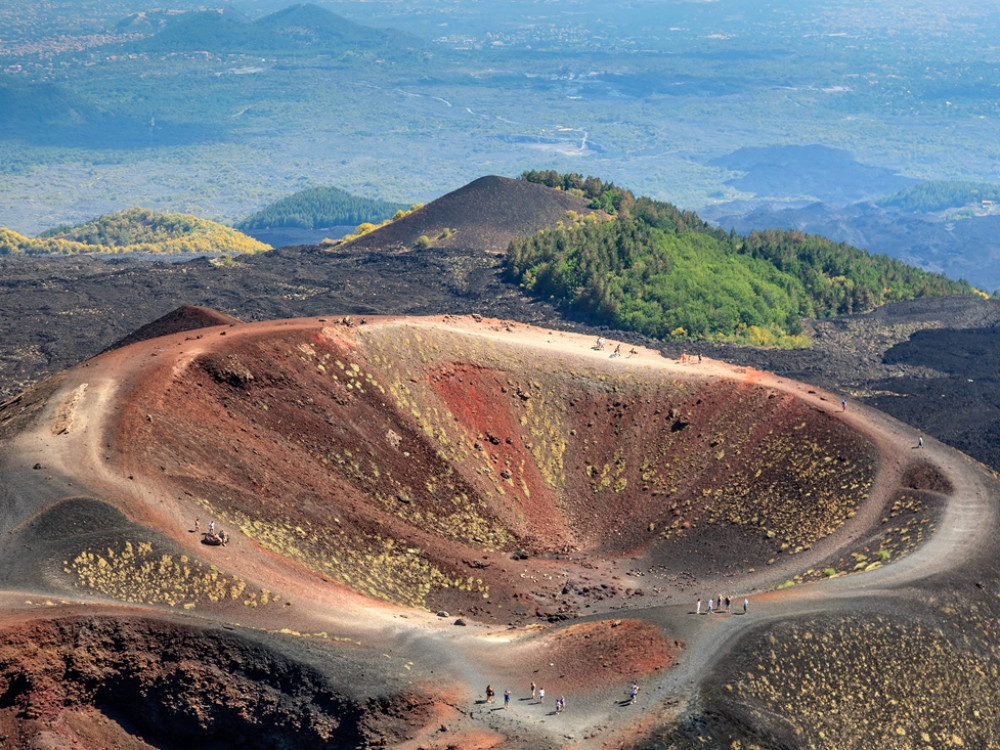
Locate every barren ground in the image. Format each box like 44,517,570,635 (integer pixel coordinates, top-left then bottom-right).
1,313,996,749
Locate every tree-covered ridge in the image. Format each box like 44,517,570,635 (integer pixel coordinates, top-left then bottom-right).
878,180,1000,213
507,177,981,346
236,187,410,231
10,208,269,255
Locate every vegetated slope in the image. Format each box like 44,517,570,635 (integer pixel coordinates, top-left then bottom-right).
4,208,270,255
507,173,980,346
341,175,607,254
109,317,876,620
236,186,410,231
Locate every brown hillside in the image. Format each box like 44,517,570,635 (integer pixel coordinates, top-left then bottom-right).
104,304,242,352
341,175,606,254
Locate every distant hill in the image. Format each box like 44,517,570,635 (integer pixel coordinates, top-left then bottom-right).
341,175,607,254
132,3,425,58
5,208,270,255
236,187,409,231
709,144,916,205
0,76,211,149
878,180,1000,213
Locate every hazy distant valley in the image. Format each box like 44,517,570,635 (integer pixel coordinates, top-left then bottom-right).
3,0,1000,286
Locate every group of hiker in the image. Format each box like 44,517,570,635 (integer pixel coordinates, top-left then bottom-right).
594,337,638,358
194,518,228,546
483,680,640,714
695,594,749,615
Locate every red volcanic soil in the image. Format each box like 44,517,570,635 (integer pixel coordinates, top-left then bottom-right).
0,312,988,749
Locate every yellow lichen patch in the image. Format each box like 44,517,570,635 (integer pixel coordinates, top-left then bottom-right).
706,613,1000,747
66,540,255,608
228,511,489,610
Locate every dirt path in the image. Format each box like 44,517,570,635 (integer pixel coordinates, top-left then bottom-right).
1,314,996,749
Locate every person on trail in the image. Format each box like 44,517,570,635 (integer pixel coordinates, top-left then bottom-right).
918,435,924,448
717,594,722,610
486,685,495,703
707,598,713,614
539,687,545,704
557,696,565,712
696,598,701,615
531,680,537,699
596,337,605,350
613,343,621,357
504,689,510,709
743,597,749,614
841,400,847,411
209,520,215,534
725,596,731,612
194,518,200,531
630,683,639,704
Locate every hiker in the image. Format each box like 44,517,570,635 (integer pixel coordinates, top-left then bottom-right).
539,687,545,703
743,597,749,614
630,683,639,704
596,336,605,350
707,598,713,614
530,680,537,699
725,596,731,612
613,343,621,357
194,518,200,531
486,684,495,703
628,347,638,357
696,597,701,615
556,695,565,712
841,400,847,411
209,520,215,534
504,689,510,709
918,435,924,448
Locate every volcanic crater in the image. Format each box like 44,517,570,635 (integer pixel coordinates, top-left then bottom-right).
0,312,990,749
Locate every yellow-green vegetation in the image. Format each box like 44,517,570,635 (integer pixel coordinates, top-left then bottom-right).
295,338,511,547
717,429,874,548
512,172,978,346
510,377,568,488
630,383,875,548
714,613,1000,748
65,540,267,608
229,512,489,609
363,325,552,492
800,491,936,583
5,207,270,255
340,204,424,242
